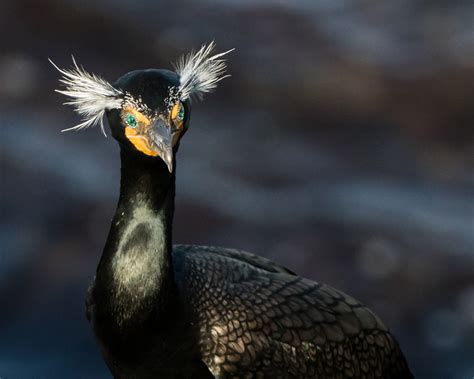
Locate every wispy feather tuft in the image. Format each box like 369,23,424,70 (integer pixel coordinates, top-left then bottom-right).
174,42,233,101
49,57,123,136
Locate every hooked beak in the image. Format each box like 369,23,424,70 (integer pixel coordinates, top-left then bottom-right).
149,119,174,173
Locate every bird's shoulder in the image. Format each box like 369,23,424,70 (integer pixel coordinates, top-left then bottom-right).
172,244,410,378
173,244,295,276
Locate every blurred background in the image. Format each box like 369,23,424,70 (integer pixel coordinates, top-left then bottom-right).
1,0,473,378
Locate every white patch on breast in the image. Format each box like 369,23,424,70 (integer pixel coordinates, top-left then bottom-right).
110,199,166,325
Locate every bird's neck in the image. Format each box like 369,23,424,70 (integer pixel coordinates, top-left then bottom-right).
96,149,176,333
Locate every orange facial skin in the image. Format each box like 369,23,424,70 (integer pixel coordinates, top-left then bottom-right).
121,106,157,157
122,103,184,157
125,127,159,157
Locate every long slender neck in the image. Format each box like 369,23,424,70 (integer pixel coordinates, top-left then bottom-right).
95,149,176,333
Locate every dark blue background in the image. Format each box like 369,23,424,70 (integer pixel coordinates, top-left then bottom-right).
1,0,473,378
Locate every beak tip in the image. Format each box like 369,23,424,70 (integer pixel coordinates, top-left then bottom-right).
162,149,174,173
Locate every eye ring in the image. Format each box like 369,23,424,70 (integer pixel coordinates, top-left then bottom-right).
171,102,185,122
125,113,138,128
177,103,185,121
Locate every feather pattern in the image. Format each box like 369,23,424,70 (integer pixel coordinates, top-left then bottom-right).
174,42,233,101
50,57,123,136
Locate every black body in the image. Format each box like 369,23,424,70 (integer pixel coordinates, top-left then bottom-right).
85,70,413,378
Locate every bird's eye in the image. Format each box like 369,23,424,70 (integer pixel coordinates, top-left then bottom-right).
178,105,185,121
171,102,185,122
125,113,138,128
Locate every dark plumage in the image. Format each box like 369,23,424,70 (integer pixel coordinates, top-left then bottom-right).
54,45,413,378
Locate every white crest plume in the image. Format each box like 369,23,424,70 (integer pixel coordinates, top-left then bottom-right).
174,41,234,101
50,57,123,136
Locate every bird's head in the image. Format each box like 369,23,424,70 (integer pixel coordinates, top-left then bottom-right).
51,42,232,172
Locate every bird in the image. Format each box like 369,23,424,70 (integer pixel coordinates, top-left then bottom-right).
51,42,413,379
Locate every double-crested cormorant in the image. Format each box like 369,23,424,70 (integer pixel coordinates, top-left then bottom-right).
52,43,413,378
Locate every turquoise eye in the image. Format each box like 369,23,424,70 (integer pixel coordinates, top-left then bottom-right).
125,114,138,128
177,105,185,121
